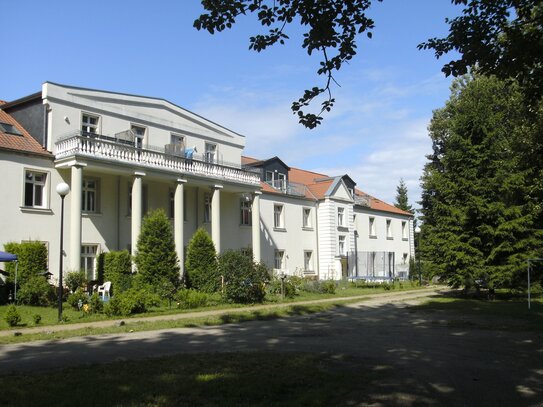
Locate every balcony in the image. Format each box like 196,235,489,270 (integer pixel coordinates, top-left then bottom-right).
354,194,372,207
55,131,261,186
265,179,307,197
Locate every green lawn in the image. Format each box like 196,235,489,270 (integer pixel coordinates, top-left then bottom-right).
0,352,378,407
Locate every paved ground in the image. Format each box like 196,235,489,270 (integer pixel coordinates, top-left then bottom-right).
1,288,542,406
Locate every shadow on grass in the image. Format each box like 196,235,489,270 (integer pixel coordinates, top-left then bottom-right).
0,295,542,406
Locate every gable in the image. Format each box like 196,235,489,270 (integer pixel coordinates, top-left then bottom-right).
328,178,354,201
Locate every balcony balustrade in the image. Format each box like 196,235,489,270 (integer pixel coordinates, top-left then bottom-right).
55,131,261,186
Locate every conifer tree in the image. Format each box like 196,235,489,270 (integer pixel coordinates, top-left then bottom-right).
185,228,219,292
134,209,180,289
394,178,413,213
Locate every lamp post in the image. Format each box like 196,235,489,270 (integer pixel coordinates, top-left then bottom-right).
415,226,422,286
56,182,70,322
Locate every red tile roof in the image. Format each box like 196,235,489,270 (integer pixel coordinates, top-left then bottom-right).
0,103,51,157
243,155,413,216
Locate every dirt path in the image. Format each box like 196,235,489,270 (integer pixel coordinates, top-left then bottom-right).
1,287,540,405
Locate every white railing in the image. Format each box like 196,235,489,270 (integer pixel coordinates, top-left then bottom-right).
55,133,261,186
264,179,307,197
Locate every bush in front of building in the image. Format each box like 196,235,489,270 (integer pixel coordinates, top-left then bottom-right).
104,250,133,295
17,276,56,306
104,287,160,316
65,270,87,293
3,241,48,286
134,209,181,291
5,305,21,327
175,288,220,309
185,228,219,292
219,250,270,304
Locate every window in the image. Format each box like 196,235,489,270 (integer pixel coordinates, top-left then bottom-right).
273,204,284,229
276,173,286,190
369,217,376,237
402,253,408,264
240,200,251,226
302,208,312,228
338,207,345,227
265,171,274,184
82,178,99,212
81,113,99,134
170,134,184,146
274,250,285,270
81,244,98,281
128,184,148,216
24,170,47,208
338,235,346,256
402,221,408,240
205,143,217,163
0,121,23,136
204,194,211,223
169,189,188,221
386,219,393,239
304,251,313,272
388,252,395,277
131,125,146,149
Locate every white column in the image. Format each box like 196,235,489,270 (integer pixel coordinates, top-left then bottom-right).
211,185,223,253
175,179,186,278
69,164,84,271
252,191,261,262
131,172,145,260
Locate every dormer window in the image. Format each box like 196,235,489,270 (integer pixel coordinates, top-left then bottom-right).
205,143,217,163
81,113,99,135
0,122,23,136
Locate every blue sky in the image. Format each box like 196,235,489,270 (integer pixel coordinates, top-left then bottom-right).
3,1,463,211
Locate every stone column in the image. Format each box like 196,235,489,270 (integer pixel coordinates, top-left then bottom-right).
174,179,186,279
251,191,262,262
131,172,146,260
69,164,84,271
211,185,223,253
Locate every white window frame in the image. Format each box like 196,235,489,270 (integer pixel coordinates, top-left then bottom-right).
369,217,376,237
81,113,99,134
338,235,346,256
205,142,217,163
338,207,345,227
402,221,408,240
204,194,211,223
274,250,285,270
240,200,252,226
273,204,284,229
23,169,48,208
81,244,99,281
386,219,393,239
82,178,99,213
302,207,312,228
304,250,313,272
131,124,146,149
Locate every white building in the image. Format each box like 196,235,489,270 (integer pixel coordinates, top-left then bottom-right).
0,83,414,285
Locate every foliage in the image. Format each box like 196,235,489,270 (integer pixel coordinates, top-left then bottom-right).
134,209,180,291
88,293,104,314
3,241,48,285
4,305,20,327
219,250,270,303
65,271,87,293
95,252,105,284
185,228,219,292
32,314,42,325
420,0,543,104
195,0,381,128
103,250,133,295
420,75,543,290
394,178,413,213
268,278,297,298
175,289,219,309
104,287,160,316
67,291,87,310
17,276,55,306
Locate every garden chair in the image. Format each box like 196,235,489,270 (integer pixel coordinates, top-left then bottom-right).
97,281,111,300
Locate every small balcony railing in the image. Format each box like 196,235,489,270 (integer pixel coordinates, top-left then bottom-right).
265,179,307,197
55,131,261,186
354,194,371,207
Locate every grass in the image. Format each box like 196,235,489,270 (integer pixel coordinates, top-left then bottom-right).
0,352,379,407
0,280,423,331
0,299,363,344
413,295,543,331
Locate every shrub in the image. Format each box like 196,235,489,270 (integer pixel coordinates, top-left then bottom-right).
104,250,133,295
176,288,217,309
17,276,55,306
5,305,21,327
268,277,297,298
65,270,87,293
95,252,105,284
67,290,88,310
185,228,219,292
3,241,48,286
33,314,42,325
134,209,180,290
88,292,104,313
320,280,336,294
219,250,270,304
104,287,160,316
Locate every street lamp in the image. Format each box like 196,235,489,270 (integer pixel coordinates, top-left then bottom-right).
56,182,70,322
415,225,422,286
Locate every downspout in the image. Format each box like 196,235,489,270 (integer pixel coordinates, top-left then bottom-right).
43,103,49,150
314,197,320,279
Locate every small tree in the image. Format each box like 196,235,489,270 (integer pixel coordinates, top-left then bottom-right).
134,209,180,291
3,241,48,285
394,178,413,213
65,270,87,293
219,250,270,303
185,228,219,292
104,250,133,295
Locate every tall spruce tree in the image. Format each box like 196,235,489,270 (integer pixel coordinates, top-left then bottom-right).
134,209,180,289
394,178,413,213
420,75,543,290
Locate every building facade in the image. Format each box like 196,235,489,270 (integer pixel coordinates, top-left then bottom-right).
0,83,414,285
